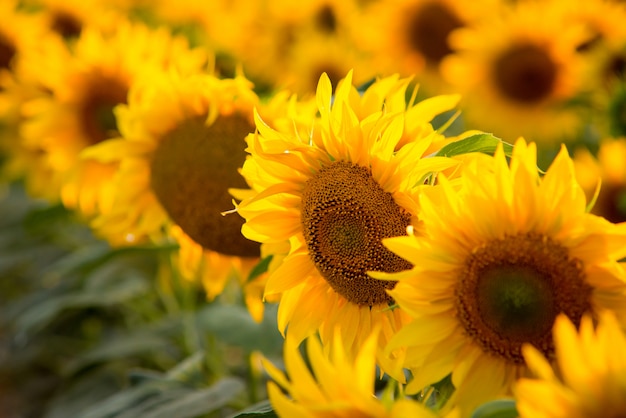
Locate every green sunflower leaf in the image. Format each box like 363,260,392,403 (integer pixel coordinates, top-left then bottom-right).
470,399,518,418
195,303,282,355
435,133,514,158
127,378,245,418
247,255,273,283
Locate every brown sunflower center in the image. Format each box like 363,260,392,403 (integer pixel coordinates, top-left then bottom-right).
594,182,626,223
0,34,16,71
493,44,558,104
605,53,626,84
300,161,412,306
456,233,591,364
150,113,259,258
80,76,128,145
406,2,463,65
51,12,82,38
315,4,337,34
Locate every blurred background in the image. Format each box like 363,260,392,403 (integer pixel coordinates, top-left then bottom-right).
2,0,626,416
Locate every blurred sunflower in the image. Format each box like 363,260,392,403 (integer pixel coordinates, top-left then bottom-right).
578,40,626,138
0,0,56,196
264,0,360,36
560,0,626,52
378,139,626,415
142,0,230,57
516,311,626,417
356,0,501,94
585,40,626,89
84,71,302,319
441,1,587,143
281,32,374,97
221,0,364,92
0,0,38,114
573,138,626,223
26,0,125,39
237,71,461,375
263,328,457,418
15,21,207,215
0,1,45,82
560,1,626,135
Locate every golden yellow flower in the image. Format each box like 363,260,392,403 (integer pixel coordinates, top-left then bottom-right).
273,30,373,97
84,71,300,320
218,0,365,91
138,0,234,62
557,1,626,137
16,21,207,216
0,1,46,80
237,71,461,376
560,0,626,51
379,138,626,415
516,311,626,418
440,1,587,143
355,0,501,94
573,137,626,223
263,328,455,418
26,0,126,38
264,0,361,34
0,0,57,196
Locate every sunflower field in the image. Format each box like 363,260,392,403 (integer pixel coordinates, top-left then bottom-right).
3,0,626,417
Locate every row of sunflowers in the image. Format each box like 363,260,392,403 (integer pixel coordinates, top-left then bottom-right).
2,0,626,417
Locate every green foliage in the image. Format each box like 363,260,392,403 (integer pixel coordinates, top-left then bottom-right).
435,133,514,158
230,400,278,418
470,399,519,418
247,255,273,283
0,183,282,417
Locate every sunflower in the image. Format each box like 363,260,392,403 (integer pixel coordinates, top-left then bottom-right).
218,0,364,92
26,0,126,39
573,138,626,223
15,20,207,216
262,328,455,418
516,311,626,418
84,71,303,319
0,1,48,81
0,1,56,196
440,1,588,143
275,30,373,97
355,0,502,94
237,71,461,375
140,0,228,58
378,138,626,415
264,0,361,36
559,0,626,52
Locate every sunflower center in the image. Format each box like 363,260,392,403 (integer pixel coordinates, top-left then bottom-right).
150,114,259,258
478,265,555,340
594,182,626,223
0,34,16,71
80,76,128,145
493,44,558,104
51,12,83,38
300,161,412,306
456,233,591,363
315,4,337,33
406,2,463,65
605,53,626,84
